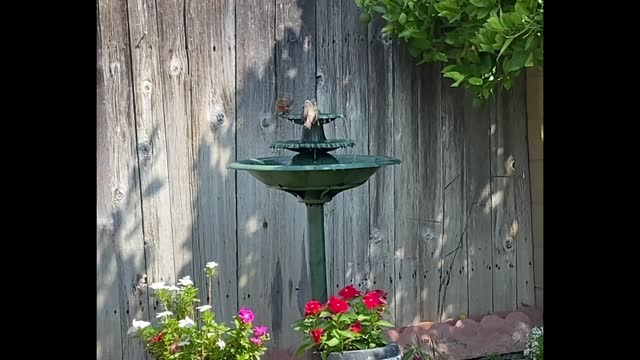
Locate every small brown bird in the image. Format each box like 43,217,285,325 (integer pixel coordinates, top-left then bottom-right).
275,97,291,113
302,100,319,129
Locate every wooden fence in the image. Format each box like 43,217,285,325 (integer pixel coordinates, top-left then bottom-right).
96,0,535,358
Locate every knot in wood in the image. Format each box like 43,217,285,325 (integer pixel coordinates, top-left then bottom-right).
169,57,182,76
137,141,152,163
503,237,514,252
112,188,124,204
141,80,153,94
211,113,225,129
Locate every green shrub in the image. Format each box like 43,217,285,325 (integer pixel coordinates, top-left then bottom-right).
357,0,544,102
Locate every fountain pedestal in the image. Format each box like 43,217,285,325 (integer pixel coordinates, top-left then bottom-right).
306,203,327,302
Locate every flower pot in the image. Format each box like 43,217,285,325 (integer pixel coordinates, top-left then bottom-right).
312,343,401,360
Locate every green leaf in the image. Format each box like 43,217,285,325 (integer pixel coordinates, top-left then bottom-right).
498,37,513,58
525,52,535,67
434,52,448,61
337,330,356,338
372,5,387,13
326,338,340,347
487,17,504,31
442,64,457,73
408,43,422,57
477,8,491,19
478,43,493,52
340,312,357,321
399,12,407,24
359,12,372,23
443,71,465,82
525,34,537,50
399,29,418,39
507,51,528,71
381,23,395,33
376,320,395,328
470,0,490,7
468,77,483,85
515,2,527,17
503,77,513,90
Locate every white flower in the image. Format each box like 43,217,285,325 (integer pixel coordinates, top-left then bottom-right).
216,338,226,349
165,285,180,291
178,316,195,328
127,319,151,335
196,305,212,312
155,311,173,318
149,282,166,290
178,276,193,287
206,261,219,269
178,338,191,346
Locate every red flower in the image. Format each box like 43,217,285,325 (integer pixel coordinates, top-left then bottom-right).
338,285,361,300
304,300,323,316
363,291,382,309
150,332,164,343
327,296,349,313
349,321,362,333
310,328,324,344
371,289,388,304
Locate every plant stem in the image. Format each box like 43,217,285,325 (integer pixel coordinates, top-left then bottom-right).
208,276,212,307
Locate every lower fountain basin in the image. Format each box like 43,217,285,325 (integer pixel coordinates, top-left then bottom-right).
228,155,400,204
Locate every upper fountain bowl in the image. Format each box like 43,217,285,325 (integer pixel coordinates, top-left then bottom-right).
228,155,400,204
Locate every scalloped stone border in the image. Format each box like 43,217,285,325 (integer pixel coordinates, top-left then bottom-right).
263,307,543,360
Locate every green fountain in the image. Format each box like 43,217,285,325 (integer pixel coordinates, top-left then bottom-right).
228,103,400,303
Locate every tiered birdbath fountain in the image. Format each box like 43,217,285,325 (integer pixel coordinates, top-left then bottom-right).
228,103,400,303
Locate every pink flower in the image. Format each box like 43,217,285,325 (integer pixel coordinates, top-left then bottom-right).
349,321,362,333
371,289,388,304
363,292,382,309
250,337,263,346
338,285,361,300
253,325,268,337
327,296,349,313
310,328,324,344
238,307,255,323
304,300,324,316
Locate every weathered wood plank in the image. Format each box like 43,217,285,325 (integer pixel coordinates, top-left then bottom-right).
491,84,524,311
271,0,315,349
464,96,493,317
316,0,344,297
417,63,443,322
490,175,517,311
317,0,371,296
187,0,237,322
511,78,535,308
235,0,279,349
367,16,395,323
97,0,149,358
338,0,371,293
393,44,420,325
440,86,469,320
155,0,195,283
127,0,177,312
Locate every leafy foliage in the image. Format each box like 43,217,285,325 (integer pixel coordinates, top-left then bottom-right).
357,0,544,102
128,262,270,360
524,326,543,360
